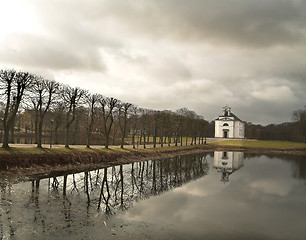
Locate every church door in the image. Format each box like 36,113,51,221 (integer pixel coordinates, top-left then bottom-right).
223,130,228,138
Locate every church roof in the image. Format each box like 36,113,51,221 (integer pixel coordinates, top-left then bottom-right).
215,112,243,122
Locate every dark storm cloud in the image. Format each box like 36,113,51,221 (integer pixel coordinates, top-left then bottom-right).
0,33,105,71
160,0,306,47
92,0,306,48
0,0,305,124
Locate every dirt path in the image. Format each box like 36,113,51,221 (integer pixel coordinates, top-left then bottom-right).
2,137,226,149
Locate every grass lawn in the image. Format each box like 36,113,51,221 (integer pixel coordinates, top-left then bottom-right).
0,143,206,155
1,139,305,155
0,146,122,155
209,140,306,149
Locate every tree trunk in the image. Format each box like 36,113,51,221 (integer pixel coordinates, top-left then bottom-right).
65,126,70,148
160,131,163,147
2,129,9,148
120,118,126,148
72,121,79,145
54,128,59,144
132,132,136,149
105,135,109,149
143,130,146,149
86,120,94,148
37,121,43,148
153,129,157,148
9,124,14,143
112,126,118,145
86,131,91,148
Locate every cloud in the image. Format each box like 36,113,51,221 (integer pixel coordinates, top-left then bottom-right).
0,34,106,71
251,85,297,103
0,0,305,124
91,0,306,48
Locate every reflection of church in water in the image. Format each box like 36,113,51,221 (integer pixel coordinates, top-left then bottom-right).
214,151,244,182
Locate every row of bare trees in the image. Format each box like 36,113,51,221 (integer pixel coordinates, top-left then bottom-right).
0,69,208,148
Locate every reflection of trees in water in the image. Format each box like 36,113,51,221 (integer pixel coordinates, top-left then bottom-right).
0,154,209,238
283,155,306,181
0,181,15,239
61,154,210,213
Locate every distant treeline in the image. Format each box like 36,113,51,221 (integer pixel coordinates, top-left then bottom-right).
245,122,301,142
245,107,306,142
0,69,207,148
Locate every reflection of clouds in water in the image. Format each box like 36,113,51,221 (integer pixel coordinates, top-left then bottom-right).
173,178,223,197
249,179,294,197
240,156,297,199
122,154,306,239
125,193,182,221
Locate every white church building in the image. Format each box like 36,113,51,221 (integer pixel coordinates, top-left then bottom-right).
214,105,245,139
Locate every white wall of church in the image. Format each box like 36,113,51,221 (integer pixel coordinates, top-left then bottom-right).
215,120,234,138
234,121,245,138
215,120,245,138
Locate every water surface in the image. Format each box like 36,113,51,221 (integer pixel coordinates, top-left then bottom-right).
0,152,305,239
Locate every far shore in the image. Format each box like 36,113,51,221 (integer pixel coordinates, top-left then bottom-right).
0,139,305,181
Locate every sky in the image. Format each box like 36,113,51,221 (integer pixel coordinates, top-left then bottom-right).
0,0,305,125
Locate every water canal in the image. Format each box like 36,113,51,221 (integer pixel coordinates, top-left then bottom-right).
0,152,305,239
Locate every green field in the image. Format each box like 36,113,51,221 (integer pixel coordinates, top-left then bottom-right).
210,140,306,149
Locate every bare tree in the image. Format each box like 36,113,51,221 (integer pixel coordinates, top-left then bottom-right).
61,86,86,148
119,102,132,148
112,108,120,145
129,106,139,149
149,110,159,148
30,77,59,148
98,97,118,148
175,109,185,146
72,107,86,145
139,108,151,149
0,69,34,148
85,93,99,148
53,102,65,144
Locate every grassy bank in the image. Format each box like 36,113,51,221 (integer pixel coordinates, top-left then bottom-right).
209,140,306,149
1,140,305,178
0,144,207,155
0,145,214,176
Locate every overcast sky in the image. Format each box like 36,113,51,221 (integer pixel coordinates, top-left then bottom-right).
0,0,305,125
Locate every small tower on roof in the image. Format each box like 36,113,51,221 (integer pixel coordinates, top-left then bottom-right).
214,105,245,139
223,105,231,116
